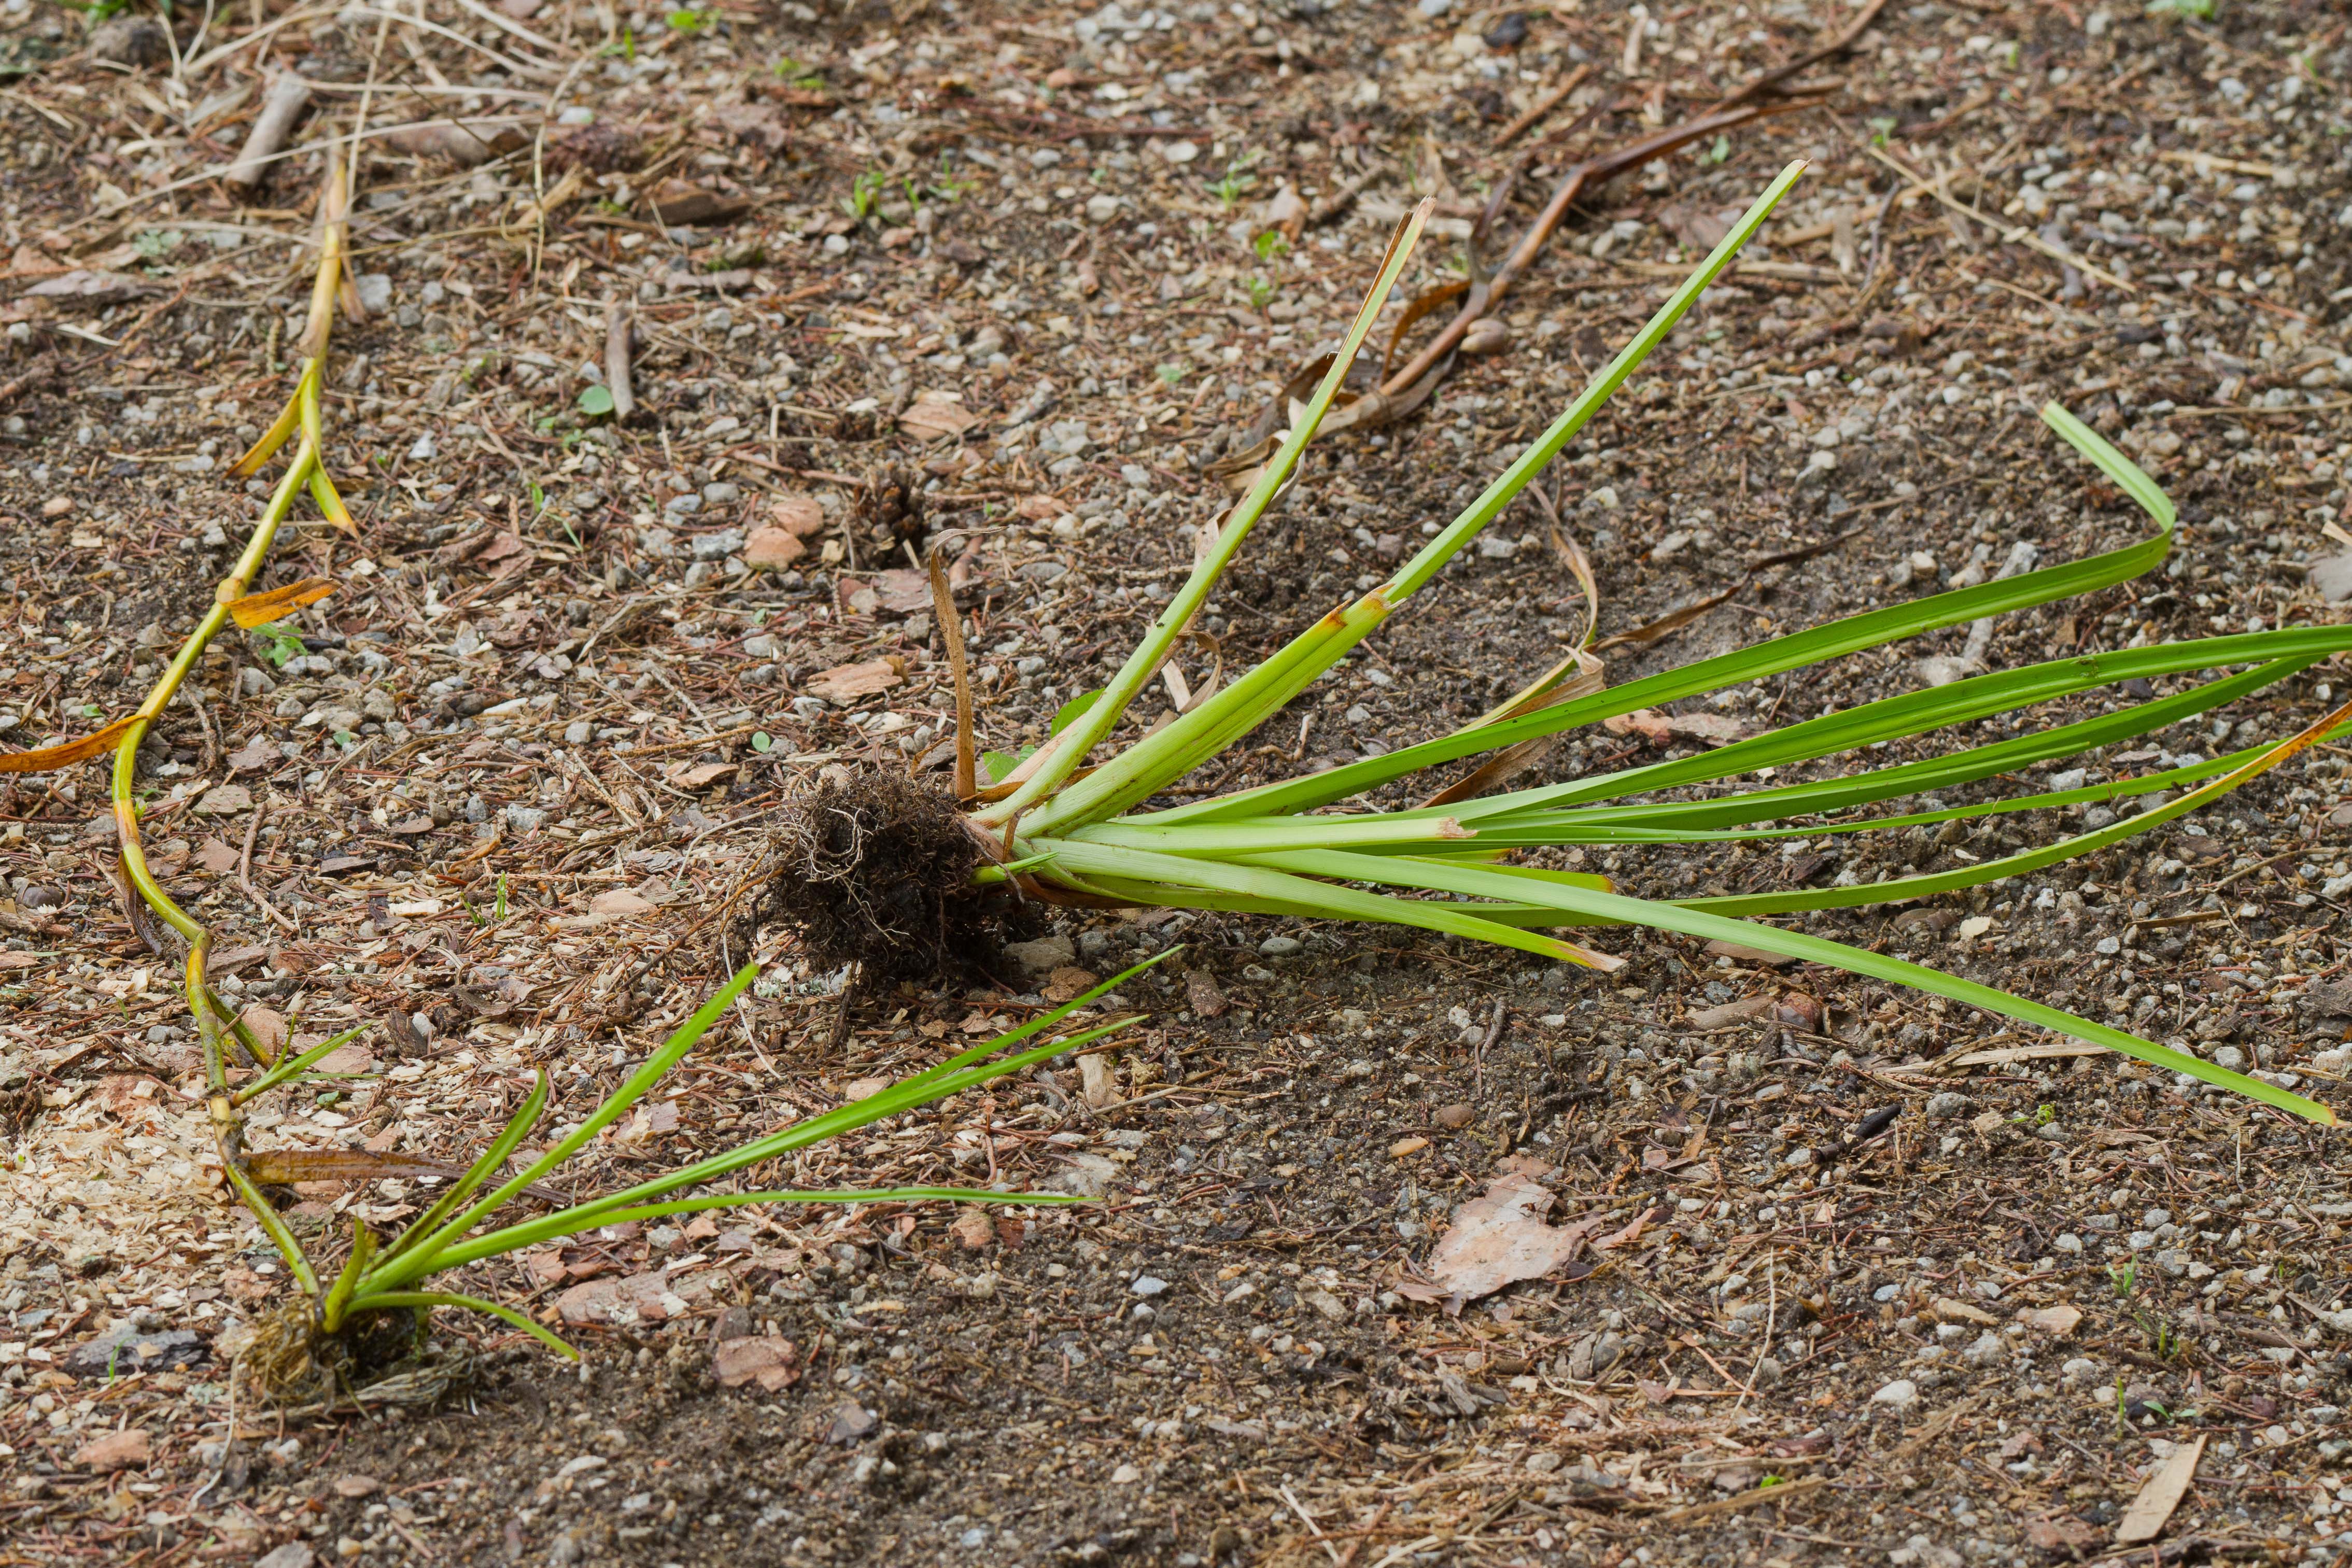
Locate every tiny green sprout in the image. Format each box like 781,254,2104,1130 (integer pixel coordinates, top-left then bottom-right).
601,26,636,60
751,731,774,754
771,55,824,87
2035,1103,2055,1126
1252,229,1289,263
133,229,184,261
81,703,102,719
1156,363,1187,387
844,168,891,222
666,6,712,33
1701,135,1731,166
2145,0,2215,15
496,873,510,923
1247,276,1278,312
2108,1260,2137,1297
1208,170,1256,209
929,161,977,202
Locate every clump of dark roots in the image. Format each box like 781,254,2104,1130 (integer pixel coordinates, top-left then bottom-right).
234,1297,475,1412
753,772,1008,980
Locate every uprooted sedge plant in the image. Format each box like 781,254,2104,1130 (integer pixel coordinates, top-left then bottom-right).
764,158,2352,1125
230,955,1169,1408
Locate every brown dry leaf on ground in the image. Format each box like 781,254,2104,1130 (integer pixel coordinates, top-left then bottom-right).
1393,1156,1599,1306
805,657,904,701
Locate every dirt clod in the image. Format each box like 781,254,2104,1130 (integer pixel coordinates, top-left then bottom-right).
753,772,994,980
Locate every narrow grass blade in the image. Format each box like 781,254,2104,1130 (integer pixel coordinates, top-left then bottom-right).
387,1022,1140,1280
227,576,337,630
1040,839,1622,969
318,1218,377,1333
394,964,759,1275
1516,655,2318,837
219,1157,320,1296
1148,401,2174,825
1383,160,1810,606
1039,165,1808,832
232,1021,373,1105
376,1070,551,1264
230,392,303,477
0,716,140,773
1240,847,2332,1123
344,1290,579,1360
363,956,1182,1290
1685,698,2352,916
976,201,1433,827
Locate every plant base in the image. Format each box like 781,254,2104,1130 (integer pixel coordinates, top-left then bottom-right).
234,1297,472,1412
754,772,1007,979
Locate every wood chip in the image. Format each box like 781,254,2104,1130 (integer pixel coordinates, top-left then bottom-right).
2115,1435,2204,1545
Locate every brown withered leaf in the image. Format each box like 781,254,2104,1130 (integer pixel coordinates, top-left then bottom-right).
1392,1156,1599,1307
807,658,905,702
241,1148,568,1203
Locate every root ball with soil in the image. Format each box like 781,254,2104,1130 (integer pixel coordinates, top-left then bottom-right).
754,771,1007,979
235,1297,472,1412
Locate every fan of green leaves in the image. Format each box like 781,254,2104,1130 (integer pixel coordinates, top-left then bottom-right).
943,159,2349,1124
255,952,1173,1359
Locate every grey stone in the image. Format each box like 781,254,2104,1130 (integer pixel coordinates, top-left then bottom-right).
825,1401,879,1445
66,1324,208,1378
1002,935,1076,974
91,17,169,66
1130,1275,1169,1297
1257,936,1302,957
1925,1091,1970,1120
254,1545,318,1568
2297,977,2352,1023
2308,554,2352,604
1871,1378,1918,1408
503,804,548,832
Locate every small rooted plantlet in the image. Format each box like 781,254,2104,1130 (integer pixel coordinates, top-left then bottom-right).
229,954,1171,1408
760,158,2350,1123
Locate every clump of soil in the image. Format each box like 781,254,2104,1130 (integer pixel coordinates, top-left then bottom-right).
754,772,1001,979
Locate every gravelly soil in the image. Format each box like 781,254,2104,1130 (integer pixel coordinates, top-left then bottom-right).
4,0,2352,1565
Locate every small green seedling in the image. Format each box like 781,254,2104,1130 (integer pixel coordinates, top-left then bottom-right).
844,168,890,222
253,623,308,668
